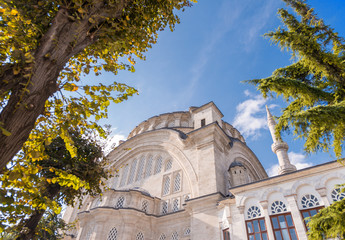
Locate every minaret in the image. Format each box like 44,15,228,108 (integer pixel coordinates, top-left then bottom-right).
266,106,296,175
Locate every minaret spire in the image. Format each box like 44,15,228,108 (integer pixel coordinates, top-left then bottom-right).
266,106,296,175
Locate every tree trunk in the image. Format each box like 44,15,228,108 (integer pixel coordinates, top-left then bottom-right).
16,185,61,240
0,1,129,173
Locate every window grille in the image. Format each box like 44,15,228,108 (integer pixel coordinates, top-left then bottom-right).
301,194,320,209
112,174,119,189
181,121,189,127
162,201,168,215
171,231,179,240
159,234,166,240
173,172,181,192
154,156,163,174
165,160,172,171
145,155,153,178
271,201,287,214
128,159,138,184
142,200,149,213
136,232,144,240
107,228,118,240
172,199,179,212
115,196,125,208
184,227,191,235
168,121,175,127
163,176,171,196
331,188,345,202
136,156,146,182
247,206,262,219
119,165,129,187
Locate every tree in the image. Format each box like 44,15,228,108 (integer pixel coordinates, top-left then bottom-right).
248,0,345,158
0,130,110,239
0,0,195,173
248,0,345,238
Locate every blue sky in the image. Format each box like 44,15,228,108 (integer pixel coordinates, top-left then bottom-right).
97,0,345,176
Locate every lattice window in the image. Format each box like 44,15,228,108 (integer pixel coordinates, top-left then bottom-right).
331,188,345,202
159,234,166,240
171,231,179,240
162,201,168,215
247,206,262,219
301,194,320,209
136,156,146,181
168,121,175,127
271,201,287,214
145,155,153,178
184,227,191,236
115,196,125,208
136,232,144,240
181,121,189,127
154,156,163,174
172,198,179,212
173,172,181,192
165,159,172,171
107,227,118,240
163,176,171,196
142,200,149,213
127,159,138,184
119,165,129,187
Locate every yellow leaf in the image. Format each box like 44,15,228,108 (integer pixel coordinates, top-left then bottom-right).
126,15,130,21
0,127,11,136
11,9,18,15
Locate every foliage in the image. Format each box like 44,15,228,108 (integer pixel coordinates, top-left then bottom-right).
35,211,71,240
0,130,109,238
0,0,195,172
307,198,345,239
247,0,345,157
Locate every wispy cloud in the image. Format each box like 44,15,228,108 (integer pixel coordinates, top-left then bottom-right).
267,152,313,176
232,91,268,139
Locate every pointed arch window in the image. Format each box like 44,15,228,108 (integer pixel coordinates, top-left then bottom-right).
107,227,118,240
165,159,172,171
127,159,138,184
142,200,149,213
172,198,179,212
159,233,166,240
154,156,163,174
162,201,168,215
119,165,129,187
173,172,181,192
136,156,146,182
145,155,153,178
162,176,171,196
171,232,179,240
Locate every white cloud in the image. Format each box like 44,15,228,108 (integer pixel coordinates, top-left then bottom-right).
103,133,126,155
232,92,268,139
267,152,313,176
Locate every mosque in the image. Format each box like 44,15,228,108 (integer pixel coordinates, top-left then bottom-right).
62,102,345,240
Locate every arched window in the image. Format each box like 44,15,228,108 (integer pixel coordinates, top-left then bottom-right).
159,233,166,240
127,159,138,184
142,200,149,213
181,121,189,127
300,194,323,230
115,196,125,208
165,159,172,171
154,156,163,174
136,156,146,182
173,172,181,192
270,201,287,214
136,232,144,240
247,206,262,219
145,155,153,178
171,231,179,240
301,194,320,209
107,227,118,240
119,165,129,187
172,198,179,212
331,187,345,202
163,176,171,196
162,201,168,215
184,227,191,236
168,121,175,127
112,174,119,189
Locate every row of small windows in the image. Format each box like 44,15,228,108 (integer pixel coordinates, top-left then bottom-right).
245,190,344,240
161,194,190,215
113,155,173,189
162,171,182,196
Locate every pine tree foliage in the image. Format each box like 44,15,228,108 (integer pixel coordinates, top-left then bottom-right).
248,0,345,157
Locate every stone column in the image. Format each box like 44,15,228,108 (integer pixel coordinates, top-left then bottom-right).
316,187,330,207
260,200,274,240
286,194,307,240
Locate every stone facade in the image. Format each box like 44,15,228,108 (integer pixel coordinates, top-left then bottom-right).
63,102,345,240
